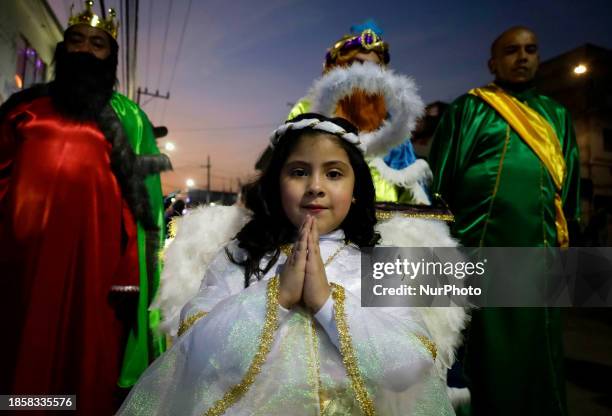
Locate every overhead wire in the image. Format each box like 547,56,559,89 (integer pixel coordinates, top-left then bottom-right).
119,0,127,94
124,0,131,98
144,0,154,88
154,0,174,121
160,0,193,124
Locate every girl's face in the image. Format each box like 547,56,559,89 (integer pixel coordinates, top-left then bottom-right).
280,133,355,235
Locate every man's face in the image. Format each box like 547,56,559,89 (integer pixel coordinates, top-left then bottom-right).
64,24,112,60
328,50,383,71
488,28,539,84
350,51,382,65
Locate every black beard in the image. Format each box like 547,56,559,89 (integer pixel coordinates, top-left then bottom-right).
50,43,117,121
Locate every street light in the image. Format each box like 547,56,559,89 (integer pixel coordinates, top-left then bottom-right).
164,142,176,151
186,178,195,188
573,64,588,75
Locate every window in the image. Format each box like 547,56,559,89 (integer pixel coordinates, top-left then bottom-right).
15,36,47,89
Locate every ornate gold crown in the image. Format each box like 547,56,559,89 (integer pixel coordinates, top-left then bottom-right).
325,29,389,69
68,1,119,40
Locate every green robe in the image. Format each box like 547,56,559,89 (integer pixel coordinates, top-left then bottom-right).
110,93,167,387
429,87,580,415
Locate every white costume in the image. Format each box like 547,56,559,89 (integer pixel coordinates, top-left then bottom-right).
118,206,466,416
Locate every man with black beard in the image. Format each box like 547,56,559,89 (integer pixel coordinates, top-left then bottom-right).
0,3,170,414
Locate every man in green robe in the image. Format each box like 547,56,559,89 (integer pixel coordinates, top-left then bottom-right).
429,26,580,415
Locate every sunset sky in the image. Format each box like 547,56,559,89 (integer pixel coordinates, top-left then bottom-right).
49,0,612,195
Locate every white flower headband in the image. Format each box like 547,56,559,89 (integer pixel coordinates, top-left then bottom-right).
269,117,364,152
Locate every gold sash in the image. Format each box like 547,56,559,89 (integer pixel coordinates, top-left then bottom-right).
469,84,569,247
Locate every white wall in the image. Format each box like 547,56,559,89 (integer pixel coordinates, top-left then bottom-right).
0,0,62,103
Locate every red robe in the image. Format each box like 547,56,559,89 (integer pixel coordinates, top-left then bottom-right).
0,96,139,415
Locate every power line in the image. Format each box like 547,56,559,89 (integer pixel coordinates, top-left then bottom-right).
161,0,193,124
133,0,139,100
155,0,173,92
119,0,127,94
145,0,154,87
125,0,131,97
151,0,173,121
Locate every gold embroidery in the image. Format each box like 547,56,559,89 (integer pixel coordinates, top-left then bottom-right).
305,318,325,412
168,216,180,239
280,244,292,257
479,125,510,247
330,283,376,416
540,164,548,247
203,276,280,416
375,210,454,222
415,334,437,361
177,311,208,337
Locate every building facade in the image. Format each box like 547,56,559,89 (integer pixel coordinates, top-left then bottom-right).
535,44,612,244
0,0,62,104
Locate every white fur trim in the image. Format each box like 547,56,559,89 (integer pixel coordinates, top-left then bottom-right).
309,62,425,158
370,158,432,188
376,215,469,374
448,387,471,408
375,214,457,247
370,157,432,204
152,205,250,336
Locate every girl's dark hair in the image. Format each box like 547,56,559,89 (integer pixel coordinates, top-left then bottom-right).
229,113,379,287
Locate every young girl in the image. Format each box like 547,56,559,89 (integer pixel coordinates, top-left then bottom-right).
118,114,458,415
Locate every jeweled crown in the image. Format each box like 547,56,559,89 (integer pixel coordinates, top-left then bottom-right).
68,1,119,40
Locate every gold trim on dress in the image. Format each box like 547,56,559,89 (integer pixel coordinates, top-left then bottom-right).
305,318,326,412
177,311,208,337
167,216,180,240
479,125,510,247
375,210,454,222
203,276,280,416
330,283,376,416
415,334,437,361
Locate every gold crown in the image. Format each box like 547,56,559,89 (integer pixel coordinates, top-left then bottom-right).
68,1,119,40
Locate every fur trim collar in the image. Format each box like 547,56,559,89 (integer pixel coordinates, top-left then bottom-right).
370,157,432,204
309,62,424,158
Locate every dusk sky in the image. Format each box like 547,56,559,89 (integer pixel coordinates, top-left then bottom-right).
49,0,612,195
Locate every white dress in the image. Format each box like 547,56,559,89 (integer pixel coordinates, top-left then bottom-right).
118,229,456,415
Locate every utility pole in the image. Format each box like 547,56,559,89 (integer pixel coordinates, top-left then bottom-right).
137,87,170,106
201,156,211,204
